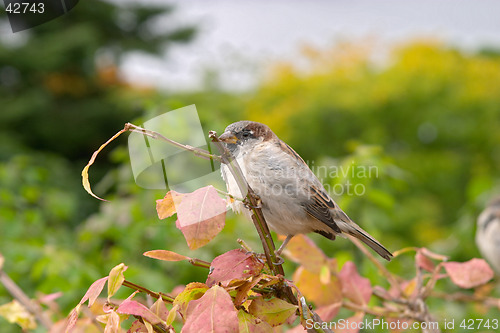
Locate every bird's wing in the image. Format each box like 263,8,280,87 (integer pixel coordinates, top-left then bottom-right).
275,140,342,233
277,140,307,165
303,185,342,233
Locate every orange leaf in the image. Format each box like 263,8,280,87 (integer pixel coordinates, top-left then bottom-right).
282,235,328,273
143,250,190,262
293,266,342,307
156,191,186,219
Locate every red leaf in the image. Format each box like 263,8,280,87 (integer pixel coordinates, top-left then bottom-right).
175,186,226,250
338,262,372,305
315,302,342,322
128,320,147,333
206,249,265,287
143,250,190,262
65,305,80,332
444,258,494,289
76,276,108,310
415,250,435,272
117,300,163,325
183,285,239,333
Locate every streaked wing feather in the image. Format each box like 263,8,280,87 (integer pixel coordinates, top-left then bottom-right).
304,186,342,233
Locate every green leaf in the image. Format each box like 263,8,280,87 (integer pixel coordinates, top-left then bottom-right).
107,263,128,301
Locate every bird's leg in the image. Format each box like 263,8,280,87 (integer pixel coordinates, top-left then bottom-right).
273,235,293,265
276,235,293,256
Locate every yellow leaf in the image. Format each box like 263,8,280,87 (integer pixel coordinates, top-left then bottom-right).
82,126,130,201
156,191,186,219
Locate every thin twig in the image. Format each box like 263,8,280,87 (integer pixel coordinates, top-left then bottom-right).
430,290,500,308
188,258,211,269
126,123,221,162
348,236,402,293
0,269,53,329
122,280,174,303
209,131,297,305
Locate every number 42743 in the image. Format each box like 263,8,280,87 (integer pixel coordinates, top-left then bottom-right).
460,319,499,330
6,2,45,14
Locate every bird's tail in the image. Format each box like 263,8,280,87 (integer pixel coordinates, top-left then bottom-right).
336,212,393,261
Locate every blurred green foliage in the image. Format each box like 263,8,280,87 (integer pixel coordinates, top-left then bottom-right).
244,41,500,261
0,1,199,331
1,2,500,330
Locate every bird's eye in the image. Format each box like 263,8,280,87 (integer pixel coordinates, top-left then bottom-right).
241,130,251,138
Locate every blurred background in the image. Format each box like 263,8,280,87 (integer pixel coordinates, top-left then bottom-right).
1,0,499,331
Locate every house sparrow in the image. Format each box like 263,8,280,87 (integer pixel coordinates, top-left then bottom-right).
218,120,392,261
476,197,500,273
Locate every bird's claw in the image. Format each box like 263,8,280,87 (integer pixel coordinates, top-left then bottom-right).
273,253,285,265
243,197,262,209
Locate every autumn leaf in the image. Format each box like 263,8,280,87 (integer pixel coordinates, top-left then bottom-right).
156,191,186,219
173,282,209,315
108,263,127,301
0,300,37,330
183,285,239,333
143,250,190,262
104,311,120,333
444,258,494,289
82,277,109,307
293,266,342,307
206,249,264,287
82,125,130,201
248,296,297,327
415,250,435,272
66,276,109,332
338,261,372,306
238,309,273,333
150,298,169,322
415,247,448,272
117,300,163,325
282,234,328,273
315,302,342,322
175,186,226,250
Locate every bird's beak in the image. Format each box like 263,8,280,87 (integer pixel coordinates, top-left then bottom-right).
218,131,239,144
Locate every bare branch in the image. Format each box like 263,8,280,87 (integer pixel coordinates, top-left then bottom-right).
209,130,297,306
0,269,53,329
